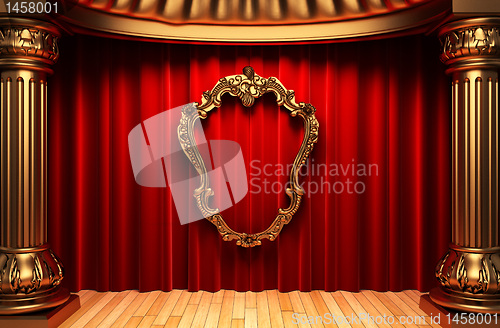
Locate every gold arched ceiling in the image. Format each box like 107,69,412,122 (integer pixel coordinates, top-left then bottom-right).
78,0,435,25
59,0,451,42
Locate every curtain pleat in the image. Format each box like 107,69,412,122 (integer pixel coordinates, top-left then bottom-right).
48,35,451,292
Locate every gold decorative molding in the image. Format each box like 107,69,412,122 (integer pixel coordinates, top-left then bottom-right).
432,244,500,313
436,245,500,295
0,245,64,295
178,66,319,247
0,27,59,61
58,0,450,43
0,18,60,73
71,0,433,26
439,18,500,72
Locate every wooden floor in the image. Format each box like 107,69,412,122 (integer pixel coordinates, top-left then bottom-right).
60,289,440,328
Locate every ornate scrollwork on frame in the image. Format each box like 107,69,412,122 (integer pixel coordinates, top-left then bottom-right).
178,66,319,247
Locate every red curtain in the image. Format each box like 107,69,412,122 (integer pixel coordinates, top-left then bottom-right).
48,34,451,293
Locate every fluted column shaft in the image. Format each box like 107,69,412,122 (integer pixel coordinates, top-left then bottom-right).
1,70,48,249
451,70,498,249
0,17,69,315
430,17,500,313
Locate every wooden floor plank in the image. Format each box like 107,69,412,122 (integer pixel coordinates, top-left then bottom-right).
137,315,156,328
278,293,293,312
403,290,421,304
246,291,257,308
267,290,285,328
134,291,161,317
110,293,148,328
281,311,313,328
385,292,423,328
165,316,182,328
361,292,407,327
77,290,98,307
146,291,171,316
371,291,406,317
189,291,204,305
204,303,222,328
289,291,306,313
191,291,213,328
212,290,225,304
123,316,143,328
171,290,192,317
396,291,428,317
352,292,392,328
309,290,335,328
59,292,107,328
177,304,198,328
318,291,351,328
98,290,139,328
77,290,89,298
298,292,325,328
84,290,130,327
233,291,246,319
245,308,258,328
219,290,235,328
232,319,245,328
282,311,296,328
341,291,378,328
360,290,395,318
153,289,183,325
387,292,425,318
331,291,364,328
298,318,313,328
257,291,271,328
72,292,118,328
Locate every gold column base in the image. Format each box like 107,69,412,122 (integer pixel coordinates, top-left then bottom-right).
421,294,500,327
0,245,68,314
432,244,500,313
430,287,500,314
0,287,70,315
0,293,79,328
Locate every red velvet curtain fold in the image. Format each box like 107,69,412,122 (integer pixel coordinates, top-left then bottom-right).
48,34,451,293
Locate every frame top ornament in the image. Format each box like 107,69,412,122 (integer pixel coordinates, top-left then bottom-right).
178,66,319,247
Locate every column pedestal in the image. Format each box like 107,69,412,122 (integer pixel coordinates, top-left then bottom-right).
430,17,500,314
0,17,69,314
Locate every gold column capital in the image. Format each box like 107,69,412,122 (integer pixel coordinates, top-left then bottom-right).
0,17,60,74
438,17,500,73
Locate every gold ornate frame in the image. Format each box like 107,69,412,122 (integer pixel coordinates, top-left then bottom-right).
177,66,319,247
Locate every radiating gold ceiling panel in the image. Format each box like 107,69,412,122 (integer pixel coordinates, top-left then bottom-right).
59,0,450,42
78,0,431,25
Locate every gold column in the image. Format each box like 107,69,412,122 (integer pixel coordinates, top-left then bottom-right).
0,17,69,314
430,17,500,313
